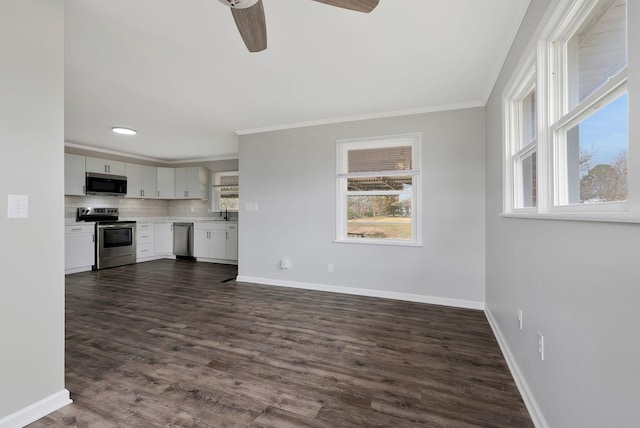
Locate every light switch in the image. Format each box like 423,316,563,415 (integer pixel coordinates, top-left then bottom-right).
7,194,29,218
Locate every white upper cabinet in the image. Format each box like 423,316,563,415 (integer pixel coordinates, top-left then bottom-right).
64,153,86,196
157,167,175,199
126,163,157,199
174,167,209,199
86,156,126,176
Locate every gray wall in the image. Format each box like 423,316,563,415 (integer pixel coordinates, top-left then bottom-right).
238,109,486,306
485,1,639,426
0,0,66,420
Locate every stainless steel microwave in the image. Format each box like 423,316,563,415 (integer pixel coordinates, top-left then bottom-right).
85,172,127,196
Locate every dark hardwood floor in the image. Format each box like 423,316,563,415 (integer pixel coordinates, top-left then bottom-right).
31,260,532,427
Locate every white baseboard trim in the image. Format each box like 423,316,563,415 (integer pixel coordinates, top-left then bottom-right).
197,257,238,266
235,276,484,310
484,308,549,428
0,389,72,428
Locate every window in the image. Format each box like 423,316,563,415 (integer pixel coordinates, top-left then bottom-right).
336,134,421,245
505,64,538,211
213,171,239,212
504,0,629,219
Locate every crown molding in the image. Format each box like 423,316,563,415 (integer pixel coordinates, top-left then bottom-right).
64,142,238,165
235,100,485,136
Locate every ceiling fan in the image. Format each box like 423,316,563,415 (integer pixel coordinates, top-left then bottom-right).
217,0,379,52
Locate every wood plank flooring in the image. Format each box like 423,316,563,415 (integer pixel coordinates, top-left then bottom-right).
30,260,532,427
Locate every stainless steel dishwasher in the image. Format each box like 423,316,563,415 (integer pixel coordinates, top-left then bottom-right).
173,222,194,258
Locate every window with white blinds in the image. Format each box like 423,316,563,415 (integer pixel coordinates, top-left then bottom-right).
336,134,421,245
213,171,239,211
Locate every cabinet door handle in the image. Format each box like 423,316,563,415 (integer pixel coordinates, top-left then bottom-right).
157,190,160,198
82,185,85,194
71,228,81,231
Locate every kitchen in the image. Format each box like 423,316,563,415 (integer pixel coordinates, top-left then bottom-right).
64,151,239,274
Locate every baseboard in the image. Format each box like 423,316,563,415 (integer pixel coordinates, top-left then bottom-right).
484,307,549,428
196,257,238,266
0,389,72,428
235,275,484,310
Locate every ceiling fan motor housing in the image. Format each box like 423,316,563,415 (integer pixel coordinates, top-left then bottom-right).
218,0,259,9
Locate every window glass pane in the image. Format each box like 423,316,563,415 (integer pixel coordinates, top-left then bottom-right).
568,0,626,109
219,193,239,211
348,146,412,173
564,92,628,204
519,152,537,208
347,194,412,240
522,91,536,148
219,175,238,186
347,175,412,191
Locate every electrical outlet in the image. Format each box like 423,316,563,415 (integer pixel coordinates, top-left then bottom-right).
328,263,334,273
537,332,544,360
518,308,523,330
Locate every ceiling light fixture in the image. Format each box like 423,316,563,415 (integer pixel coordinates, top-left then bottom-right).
217,0,259,9
112,127,137,135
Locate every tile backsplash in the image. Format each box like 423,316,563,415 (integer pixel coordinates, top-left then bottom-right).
65,196,227,220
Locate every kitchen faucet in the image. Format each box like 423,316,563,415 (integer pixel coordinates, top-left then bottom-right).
220,203,228,221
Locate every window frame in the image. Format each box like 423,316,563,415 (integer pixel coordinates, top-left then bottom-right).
212,170,239,212
503,0,632,221
504,61,538,213
335,133,422,246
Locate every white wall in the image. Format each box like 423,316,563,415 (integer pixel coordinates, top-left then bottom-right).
238,109,486,308
0,0,70,426
485,1,640,426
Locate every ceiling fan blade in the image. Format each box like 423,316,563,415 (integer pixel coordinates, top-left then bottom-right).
310,0,379,13
231,0,267,52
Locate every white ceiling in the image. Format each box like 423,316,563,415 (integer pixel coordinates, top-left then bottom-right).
64,0,530,162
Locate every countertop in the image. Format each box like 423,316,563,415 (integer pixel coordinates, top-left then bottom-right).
65,217,236,225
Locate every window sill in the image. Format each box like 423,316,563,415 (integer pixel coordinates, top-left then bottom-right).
334,238,423,247
500,212,640,224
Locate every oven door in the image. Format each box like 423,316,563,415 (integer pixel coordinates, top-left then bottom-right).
96,223,137,269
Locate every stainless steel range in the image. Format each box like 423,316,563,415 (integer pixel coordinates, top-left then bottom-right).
77,207,137,270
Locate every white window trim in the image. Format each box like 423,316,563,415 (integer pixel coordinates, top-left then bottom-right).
212,170,239,212
335,133,422,246
502,0,635,222
504,57,538,214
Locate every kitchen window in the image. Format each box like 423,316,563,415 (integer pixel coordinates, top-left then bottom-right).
503,0,631,220
336,134,421,245
213,171,239,212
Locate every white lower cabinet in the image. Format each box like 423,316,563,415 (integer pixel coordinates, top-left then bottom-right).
154,222,173,255
226,223,238,260
193,222,237,263
65,224,95,274
136,223,155,261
